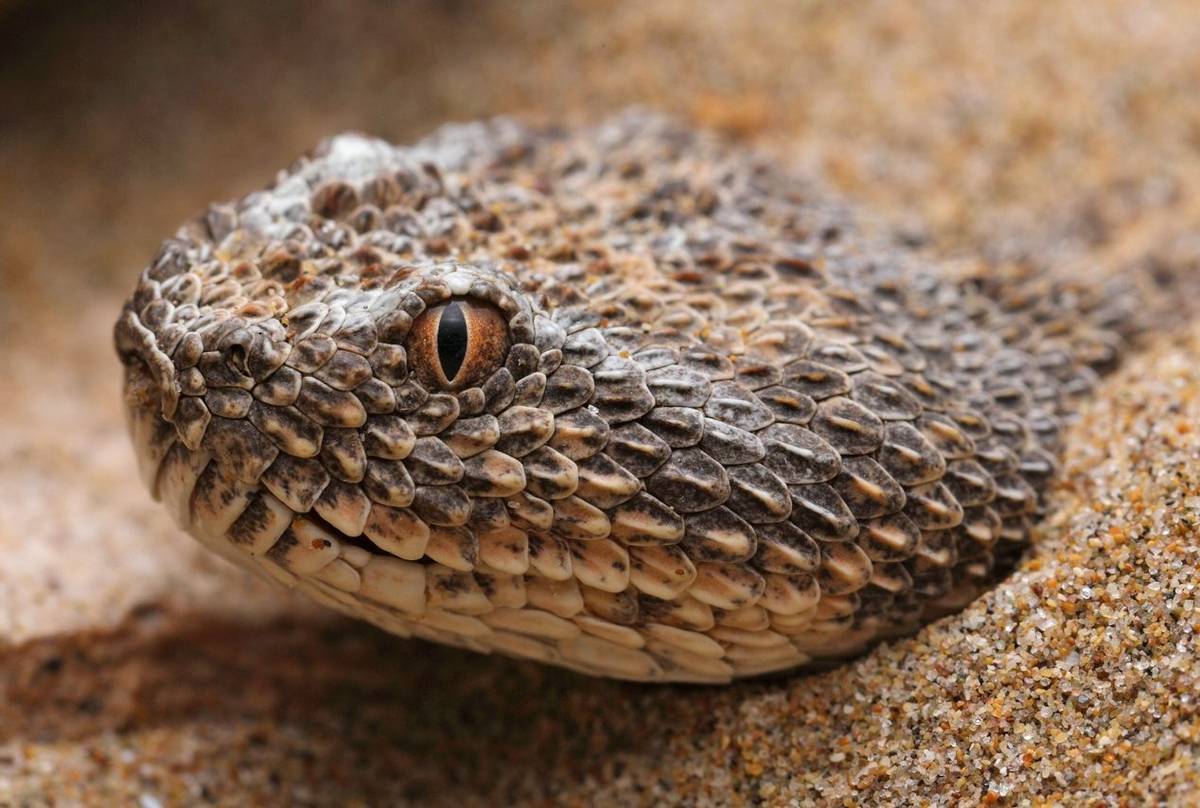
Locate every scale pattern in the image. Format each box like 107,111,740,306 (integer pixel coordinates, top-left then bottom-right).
114,113,1125,682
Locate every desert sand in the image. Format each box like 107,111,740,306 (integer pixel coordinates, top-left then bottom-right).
3,2,1199,804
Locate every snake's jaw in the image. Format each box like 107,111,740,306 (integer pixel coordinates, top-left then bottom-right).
114,116,1098,682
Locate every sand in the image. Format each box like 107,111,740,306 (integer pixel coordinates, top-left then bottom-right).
3,1,1200,805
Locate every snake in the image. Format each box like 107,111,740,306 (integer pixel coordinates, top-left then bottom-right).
113,112,1147,683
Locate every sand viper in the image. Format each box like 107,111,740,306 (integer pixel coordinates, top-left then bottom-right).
114,112,1155,683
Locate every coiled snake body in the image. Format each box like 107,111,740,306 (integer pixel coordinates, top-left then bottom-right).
115,114,1134,682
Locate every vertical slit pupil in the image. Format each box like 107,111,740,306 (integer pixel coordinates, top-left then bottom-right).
437,302,469,382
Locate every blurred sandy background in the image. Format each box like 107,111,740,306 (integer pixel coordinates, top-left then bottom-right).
3,1,1200,805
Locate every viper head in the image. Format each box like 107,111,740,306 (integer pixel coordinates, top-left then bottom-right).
115,124,1032,683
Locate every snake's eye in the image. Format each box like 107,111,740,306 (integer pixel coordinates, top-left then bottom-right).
407,300,510,390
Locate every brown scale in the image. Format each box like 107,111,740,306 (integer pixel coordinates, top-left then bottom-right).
115,112,1152,683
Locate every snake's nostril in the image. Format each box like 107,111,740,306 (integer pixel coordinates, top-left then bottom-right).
121,357,159,410
227,344,248,374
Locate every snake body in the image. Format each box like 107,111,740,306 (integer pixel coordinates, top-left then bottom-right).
114,113,1129,682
